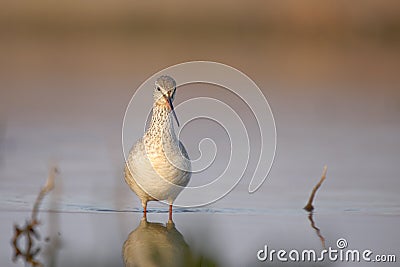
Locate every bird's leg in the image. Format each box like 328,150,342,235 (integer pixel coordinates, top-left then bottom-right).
142,202,147,219
168,204,173,221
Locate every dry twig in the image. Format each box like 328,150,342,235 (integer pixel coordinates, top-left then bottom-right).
304,165,327,212
12,166,58,267
31,167,58,223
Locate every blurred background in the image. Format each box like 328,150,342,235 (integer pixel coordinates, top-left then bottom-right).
1,1,400,266
1,0,399,206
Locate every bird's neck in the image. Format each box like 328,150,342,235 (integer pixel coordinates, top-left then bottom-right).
146,105,177,142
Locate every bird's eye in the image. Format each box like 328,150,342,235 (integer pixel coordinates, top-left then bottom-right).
157,87,161,91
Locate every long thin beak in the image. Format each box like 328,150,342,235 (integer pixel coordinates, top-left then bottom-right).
163,94,180,127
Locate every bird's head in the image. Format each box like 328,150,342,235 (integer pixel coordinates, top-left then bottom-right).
154,75,179,126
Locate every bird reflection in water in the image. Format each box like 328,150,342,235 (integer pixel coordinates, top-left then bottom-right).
123,216,191,267
123,216,219,267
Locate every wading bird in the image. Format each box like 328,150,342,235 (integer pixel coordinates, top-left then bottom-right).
125,76,191,221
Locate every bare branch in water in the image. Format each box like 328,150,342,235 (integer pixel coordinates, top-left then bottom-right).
31,167,58,223
304,165,327,212
12,166,58,267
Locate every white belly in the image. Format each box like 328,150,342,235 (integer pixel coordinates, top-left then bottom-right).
126,139,191,203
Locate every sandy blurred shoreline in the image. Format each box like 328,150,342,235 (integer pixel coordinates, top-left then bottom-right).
1,1,399,87
1,1,399,38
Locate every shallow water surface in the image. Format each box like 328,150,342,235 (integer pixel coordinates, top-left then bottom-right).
2,206,400,267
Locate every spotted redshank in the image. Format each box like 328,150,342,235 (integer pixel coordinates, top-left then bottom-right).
125,75,191,220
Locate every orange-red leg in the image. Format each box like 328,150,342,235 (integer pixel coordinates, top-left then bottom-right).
169,204,173,221
143,203,147,219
